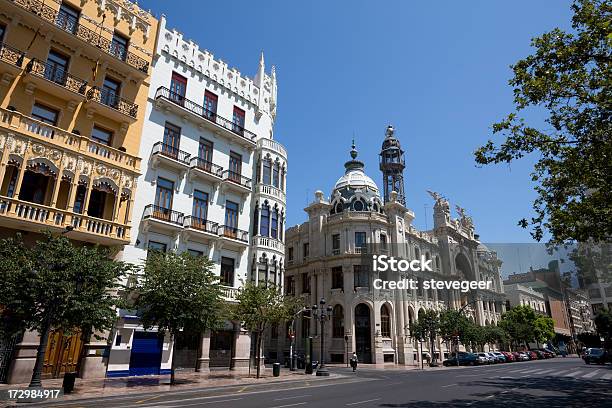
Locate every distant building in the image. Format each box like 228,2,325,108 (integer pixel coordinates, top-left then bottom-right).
503,283,547,314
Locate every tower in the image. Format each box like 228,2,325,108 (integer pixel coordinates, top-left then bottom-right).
379,125,406,205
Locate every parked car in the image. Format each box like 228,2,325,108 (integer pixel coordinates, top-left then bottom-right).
583,348,608,365
477,352,492,364
501,351,515,362
512,352,524,361
539,349,555,358
533,350,546,359
518,352,531,361
443,352,480,366
528,351,539,360
492,352,507,363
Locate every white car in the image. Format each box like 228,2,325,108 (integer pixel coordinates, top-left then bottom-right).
518,352,530,361
485,352,498,363
477,352,492,364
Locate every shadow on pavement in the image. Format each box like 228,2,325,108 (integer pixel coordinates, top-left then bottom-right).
379,375,611,407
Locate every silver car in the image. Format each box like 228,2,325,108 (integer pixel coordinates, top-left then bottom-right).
477,352,492,364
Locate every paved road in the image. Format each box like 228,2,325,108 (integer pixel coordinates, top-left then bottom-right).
27,358,612,407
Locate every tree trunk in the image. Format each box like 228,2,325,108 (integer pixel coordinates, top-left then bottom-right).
29,318,51,388
255,330,262,379
170,332,177,385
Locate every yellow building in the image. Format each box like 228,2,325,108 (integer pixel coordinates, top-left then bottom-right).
0,0,157,383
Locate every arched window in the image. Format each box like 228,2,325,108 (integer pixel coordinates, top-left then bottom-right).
435,256,440,270
415,247,421,259
260,203,270,236
335,202,343,213
332,305,344,338
271,208,278,239
381,305,391,337
263,159,272,185
273,161,280,188
281,167,286,191
253,205,259,236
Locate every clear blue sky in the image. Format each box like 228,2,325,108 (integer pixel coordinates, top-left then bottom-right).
140,0,574,243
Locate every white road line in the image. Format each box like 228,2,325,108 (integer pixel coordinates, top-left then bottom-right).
509,369,525,373
534,369,554,375
520,369,543,374
274,395,312,401
158,398,245,407
565,371,584,377
582,370,601,378
549,370,569,376
270,403,307,408
346,398,382,406
602,373,612,380
442,383,458,387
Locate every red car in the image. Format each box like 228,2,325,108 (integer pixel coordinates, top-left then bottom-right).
501,352,515,362
511,352,522,361
529,351,539,360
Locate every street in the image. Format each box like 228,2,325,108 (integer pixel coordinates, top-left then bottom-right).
27,358,611,408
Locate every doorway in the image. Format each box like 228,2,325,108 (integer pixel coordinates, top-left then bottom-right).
355,304,372,364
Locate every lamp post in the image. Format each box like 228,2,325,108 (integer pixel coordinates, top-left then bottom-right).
312,298,333,376
289,308,308,371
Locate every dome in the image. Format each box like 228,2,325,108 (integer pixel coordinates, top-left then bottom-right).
330,141,384,215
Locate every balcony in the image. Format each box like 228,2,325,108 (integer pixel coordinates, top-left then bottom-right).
0,42,25,82
0,196,129,245
7,0,149,75
188,157,223,185
183,216,219,242
154,87,257,147
220,285,239,301
328,211,387,225
252,236,285,254
0,107,140,171
24,59,87,101
150,142,191,173
257,138,287,159
255,183,286,203
141,204,184,233
217,225,249,250
86,87,138,123
221,170,252,196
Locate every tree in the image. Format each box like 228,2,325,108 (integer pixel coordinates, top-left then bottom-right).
414,309,440,366
231,282,303,378
0,232,130,388
570,242,612,285
594,308,612,341
499,305,539,350
135,251,224,385
474,0,612,245
439,309,470,355
482,325,507,349
533,315,556,346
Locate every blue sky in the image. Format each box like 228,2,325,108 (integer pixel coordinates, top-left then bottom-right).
140,0,574,242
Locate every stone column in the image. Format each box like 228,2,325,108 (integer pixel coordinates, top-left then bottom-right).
79,330,109,379
231,328,253,373
6,330,39,384
196,330,211,372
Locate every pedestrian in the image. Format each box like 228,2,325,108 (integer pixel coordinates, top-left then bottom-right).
350,352,358,372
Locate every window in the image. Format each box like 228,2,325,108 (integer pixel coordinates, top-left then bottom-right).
271,324,278,339
288,247,294,262
262,159,271,184
332,234,340,254
220,257,235,286
381,305,391,337
73,184,86,213
187,249,203,257
271,209,278,239
380,234,387,252
102,76,121,108
192,190,208,222
332,305,344,338
170,72,187,104
229,152,242,179
303,242,309,259
301,315,310,338
57,2,80,34
272,162,280,188
155,177,174,210
163,122,181,152
225,200,239,229
198,138,213,162
260,203,270,236
91,126,112,146
285,276,295,295
355,232,366,249
46,49,69,84
414,246,420,259
302,273,310,294
332,266,343,290
148,241,167,253
0,24,5,43
204,90,218,119
111,31,129,61
232,106,245,134
31,103,58,125
354,265,369,288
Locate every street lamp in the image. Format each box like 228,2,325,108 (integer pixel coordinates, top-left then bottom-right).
312,298,333,376
289,307,308,371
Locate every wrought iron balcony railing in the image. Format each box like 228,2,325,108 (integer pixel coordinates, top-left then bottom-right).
87,87,138,118
218,225,248,242
155,87,257,142
10,0,149,73
190,157,223,177
0,42,25,67
184,216,219,234
151,141,190,164
222,170,252,189
143,204,184,226
26,59,87,94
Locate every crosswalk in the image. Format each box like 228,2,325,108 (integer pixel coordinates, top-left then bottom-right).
494,366,612,381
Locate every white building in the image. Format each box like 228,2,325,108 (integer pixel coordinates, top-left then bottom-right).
107,15,287,377
266,127,506,366
503,283,547,314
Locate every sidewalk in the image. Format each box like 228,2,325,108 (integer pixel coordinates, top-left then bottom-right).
0,368,332,403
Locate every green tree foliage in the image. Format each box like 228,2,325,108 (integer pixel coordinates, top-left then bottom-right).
594,308,612,341
439,309,471,354
414,309,440,366
136,251,224,384
231,282,303,378
499,305,552,350
0,232,130,387
570,242,612,285
474,0,612,245
534,315,556,344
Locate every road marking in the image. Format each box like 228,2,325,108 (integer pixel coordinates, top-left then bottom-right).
269,403,307,408
442,383,458,387
602,373,612,380
136,394,163,404
169,398,245,407
499,376,515,379
549,370,569,376
237,385,250,393
520,369,542,374
509,369,526,373
582,370,601,378
565,371,584,377
534,369,554,375
274,395,312,401
485,395,495,399
346,398,381,406
462,374,480,377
